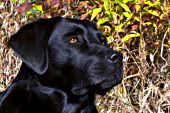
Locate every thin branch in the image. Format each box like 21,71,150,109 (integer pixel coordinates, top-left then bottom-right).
160,28,169,72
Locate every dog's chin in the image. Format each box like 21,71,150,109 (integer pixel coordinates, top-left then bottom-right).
95,80,117,95
95,68,123,95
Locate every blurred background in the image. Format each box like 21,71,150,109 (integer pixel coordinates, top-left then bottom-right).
0,0,170,112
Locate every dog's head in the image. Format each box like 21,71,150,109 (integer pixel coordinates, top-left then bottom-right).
9,17,123,96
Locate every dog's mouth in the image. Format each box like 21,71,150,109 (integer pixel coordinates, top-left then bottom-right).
94,61,123,95
71,59,123,96
71,79,121,96
71,63,123,96
95,79,120,95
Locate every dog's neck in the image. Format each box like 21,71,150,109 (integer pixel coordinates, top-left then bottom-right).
13,63,39,82
13,63,98,113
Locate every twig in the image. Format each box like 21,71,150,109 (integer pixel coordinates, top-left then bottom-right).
139,87,152,113
160,28,169,72
125,46,145,77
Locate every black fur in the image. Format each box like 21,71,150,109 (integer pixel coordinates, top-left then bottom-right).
0,17,123,113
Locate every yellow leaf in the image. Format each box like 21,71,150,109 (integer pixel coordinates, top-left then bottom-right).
135,4,141,12
97,17,110,26
168,40,170,45
121,32,140,42
107,35,114,44
134,17,140,21
144,22,152,25
33,5,43,12
90,8,102,21
148,10,159,16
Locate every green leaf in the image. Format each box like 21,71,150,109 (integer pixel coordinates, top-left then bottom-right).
122,12,130,17
104,0,110,11
116,0,131,12
114,25,124,32
32,5,43,12
26,4,44,15
97,18,110,26
144,22,152,25
12,0,26,3
153,23,157,29
21,0,27,3
122,12,133,21
168,40,170,45
134,16,140,21
135,4,141,12
121,32,140,42
147,10,159,16
107,35,114,44
103,0,113,19
26,11,33,15
122,0,134,3
90,8,102,21
11,0,17,3
144,1,153,6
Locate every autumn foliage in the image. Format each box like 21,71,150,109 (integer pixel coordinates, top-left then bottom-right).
0,0,170,112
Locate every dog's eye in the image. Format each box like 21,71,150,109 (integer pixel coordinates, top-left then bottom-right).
69,37,78,44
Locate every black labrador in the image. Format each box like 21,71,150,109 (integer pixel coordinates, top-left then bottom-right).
0,17,123,113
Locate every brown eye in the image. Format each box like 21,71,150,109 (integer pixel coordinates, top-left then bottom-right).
69,37,78,44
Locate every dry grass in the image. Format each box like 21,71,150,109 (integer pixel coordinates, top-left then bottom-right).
0,1,170,113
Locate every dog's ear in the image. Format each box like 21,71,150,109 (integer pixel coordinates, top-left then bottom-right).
8,18,60,75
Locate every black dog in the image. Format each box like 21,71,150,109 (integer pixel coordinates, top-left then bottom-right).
0,17,123,113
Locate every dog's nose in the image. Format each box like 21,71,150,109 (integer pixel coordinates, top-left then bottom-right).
107,52,122,63
110,54,118,63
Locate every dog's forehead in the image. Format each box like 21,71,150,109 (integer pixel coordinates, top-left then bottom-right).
65,18,97,28
58,18,98,32
49,18,103,44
